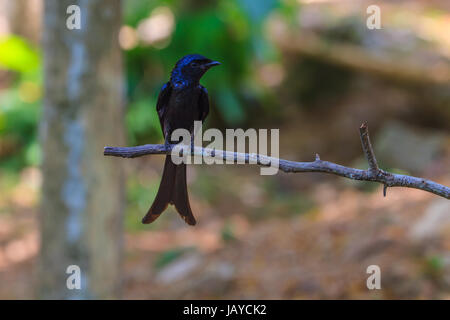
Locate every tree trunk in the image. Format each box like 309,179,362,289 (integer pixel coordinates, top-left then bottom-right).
38,0,124,299
5,0,42,45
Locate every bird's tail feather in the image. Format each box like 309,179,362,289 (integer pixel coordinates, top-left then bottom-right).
142,156,196,225
172,162,196,225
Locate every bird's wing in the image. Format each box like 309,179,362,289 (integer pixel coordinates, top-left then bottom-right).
156,82,172,136
198,85,210,123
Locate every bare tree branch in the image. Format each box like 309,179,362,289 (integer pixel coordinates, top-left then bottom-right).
104,123,450,199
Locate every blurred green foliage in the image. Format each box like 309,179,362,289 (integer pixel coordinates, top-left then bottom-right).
0,36,39,73
0,35,41,172
0,0,301,171
123,0,291,145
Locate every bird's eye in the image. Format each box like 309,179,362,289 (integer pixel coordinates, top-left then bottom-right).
190,61,198,67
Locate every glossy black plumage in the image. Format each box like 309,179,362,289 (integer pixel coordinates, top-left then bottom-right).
142,54,220,225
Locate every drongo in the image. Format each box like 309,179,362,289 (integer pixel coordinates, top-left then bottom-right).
142,54,220,225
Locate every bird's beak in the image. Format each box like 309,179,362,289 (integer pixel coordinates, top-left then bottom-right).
203,60,221,69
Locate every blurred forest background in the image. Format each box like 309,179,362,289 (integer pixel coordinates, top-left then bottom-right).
0,0,449,299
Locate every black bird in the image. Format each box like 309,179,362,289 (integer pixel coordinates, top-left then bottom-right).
142,54,221,225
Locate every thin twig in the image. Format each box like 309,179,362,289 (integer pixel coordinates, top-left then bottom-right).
104,123,450,199
359,122,379,172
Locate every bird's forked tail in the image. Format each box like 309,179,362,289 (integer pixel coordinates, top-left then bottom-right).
142,155,196,225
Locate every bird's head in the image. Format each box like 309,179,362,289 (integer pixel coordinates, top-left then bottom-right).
170,54,221,85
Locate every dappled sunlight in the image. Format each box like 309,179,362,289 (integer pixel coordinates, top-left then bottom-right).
119,25,138,50
137,6,175,48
